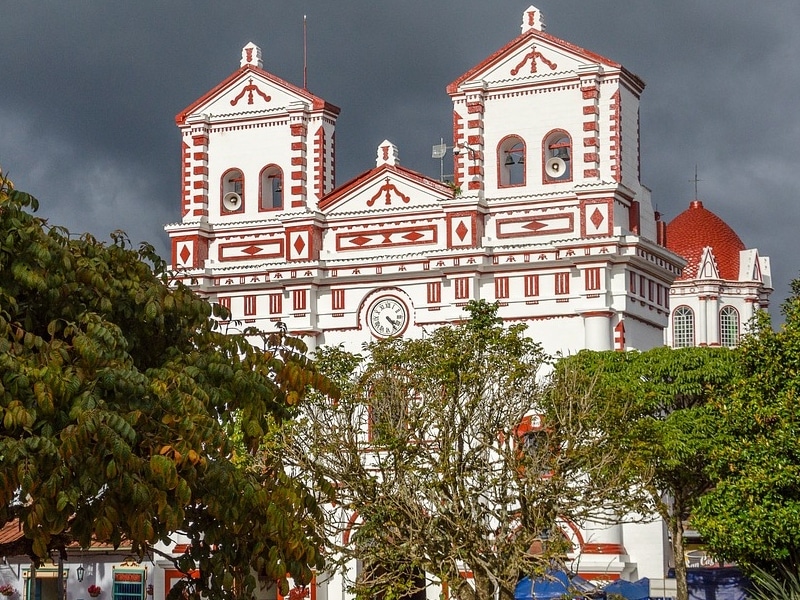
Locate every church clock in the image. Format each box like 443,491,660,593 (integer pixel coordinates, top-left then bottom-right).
367,297,408,338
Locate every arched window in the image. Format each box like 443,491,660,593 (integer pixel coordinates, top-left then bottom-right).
259,164,283,211
497,135,525,187
672,306,694,348
719,306,740,347
221,168,244,213
542,129,572,183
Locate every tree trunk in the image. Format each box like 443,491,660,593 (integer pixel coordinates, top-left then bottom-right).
471,572,496,600
669,513,688,600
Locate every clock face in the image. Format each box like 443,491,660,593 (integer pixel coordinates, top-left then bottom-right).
368,297,408,337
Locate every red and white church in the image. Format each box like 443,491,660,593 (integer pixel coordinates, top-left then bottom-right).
163,4,771,596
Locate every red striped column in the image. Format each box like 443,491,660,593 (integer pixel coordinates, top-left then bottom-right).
288,101,309,209
579,66,601,180
186,115,210,218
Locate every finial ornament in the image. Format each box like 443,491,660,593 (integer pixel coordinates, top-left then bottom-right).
241,42,263,69
521,5,544,33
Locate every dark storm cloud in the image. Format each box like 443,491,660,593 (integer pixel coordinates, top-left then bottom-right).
2,1,797,316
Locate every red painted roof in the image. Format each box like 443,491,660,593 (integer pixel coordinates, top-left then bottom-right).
0,519,133,554
0,519,23,545
666,200,745,281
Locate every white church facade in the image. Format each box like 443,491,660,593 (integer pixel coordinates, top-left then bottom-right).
163,4,769,597
165,7,684,362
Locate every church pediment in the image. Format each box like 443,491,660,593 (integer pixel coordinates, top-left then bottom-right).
464,35,610,88
318,147,454,256
319,165,452,216
176,44,336,125
448,6,636,94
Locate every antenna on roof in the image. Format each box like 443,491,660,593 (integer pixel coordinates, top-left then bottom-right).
431,137,454,182
690,164,702,200
303,14,308,90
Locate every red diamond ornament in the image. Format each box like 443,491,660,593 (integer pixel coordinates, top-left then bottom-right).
590,208,604,229
350,236,371,246
455,221,469,241
403,231,424,242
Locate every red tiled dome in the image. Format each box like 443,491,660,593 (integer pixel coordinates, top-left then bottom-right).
666,200,745,281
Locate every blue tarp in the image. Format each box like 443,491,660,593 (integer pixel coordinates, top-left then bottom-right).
686,568,749,600
603,578,650,600
515,571,571,600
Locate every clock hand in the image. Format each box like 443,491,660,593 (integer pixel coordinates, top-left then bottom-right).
386,315,398,326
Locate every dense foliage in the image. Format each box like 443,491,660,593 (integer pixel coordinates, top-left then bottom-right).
553,346,738,600
695,280,800,571
0,172,334,599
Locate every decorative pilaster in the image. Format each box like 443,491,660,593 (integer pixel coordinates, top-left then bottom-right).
706,294,720,345
186,114,210,218
578,65,602,180
697,295,708,346
459,80,486,192
288,101,309,209
610,90,622,183
313,125,327,201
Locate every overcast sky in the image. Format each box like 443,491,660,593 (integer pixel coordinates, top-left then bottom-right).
2,1,798,318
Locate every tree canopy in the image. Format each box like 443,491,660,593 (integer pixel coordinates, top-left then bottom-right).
694,280,800,571
274,301,639,600
0,172,334,599
553,345,739,600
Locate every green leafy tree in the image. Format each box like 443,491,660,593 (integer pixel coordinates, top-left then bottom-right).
0,171,334,599
274,301,638,600
694,280,800,573
554,346,738,600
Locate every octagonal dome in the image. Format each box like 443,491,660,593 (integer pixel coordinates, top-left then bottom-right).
666,200,745,281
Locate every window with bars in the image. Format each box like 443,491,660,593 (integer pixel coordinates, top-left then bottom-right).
584,267,601,291
719,306,740,347
672,306,695,348
244,295,257,316
269,293,282,314
332,288,345,310
495,276,510,299
113,570,145,600
555,272,570,295
427,281,441,304
524,274,539,297
293,289,307,311
454,277,470,300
